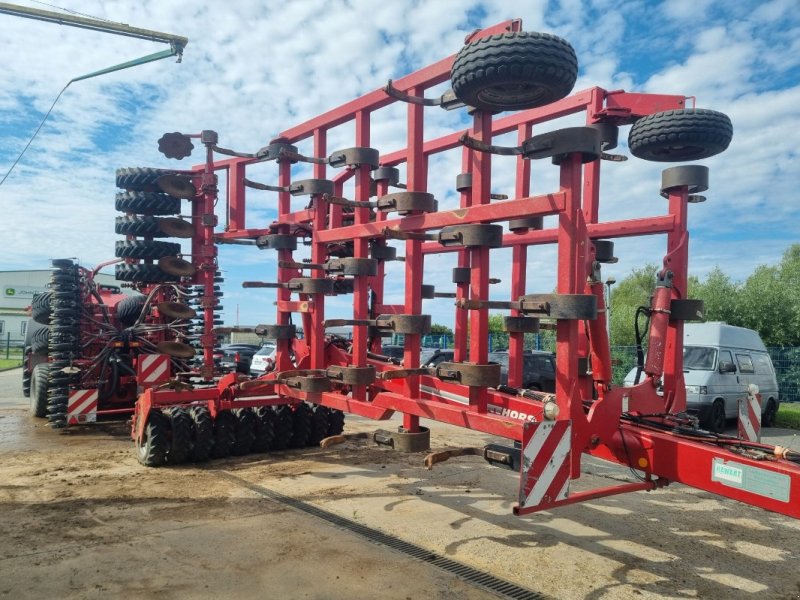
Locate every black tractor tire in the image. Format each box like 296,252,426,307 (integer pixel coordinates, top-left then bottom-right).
31,292,53,325
270,405,294,451
211,410,237,459
628,109,733,162
30,363,50,418
115,240,181,260
251,406,275,453
22,363,31,398
231,409,256,456
762,399,777,428
308,404,330,446
327,409,346,437
164,407,193,465
289,402,312,449
115,191,181,215
116,296,147,327
450,31,578,112
116,167,176,192
702,399,727,434
137,410,170,467
30,326,50,354
115,215,169,238
115,264,180,283
188,406,214,462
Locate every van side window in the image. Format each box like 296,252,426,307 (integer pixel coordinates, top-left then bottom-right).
752,353,773,375
736,354,755,373
718,350,733,371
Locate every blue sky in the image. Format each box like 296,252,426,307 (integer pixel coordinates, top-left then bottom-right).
1,0,798,329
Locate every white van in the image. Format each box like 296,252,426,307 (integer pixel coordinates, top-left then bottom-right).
626,322,779,433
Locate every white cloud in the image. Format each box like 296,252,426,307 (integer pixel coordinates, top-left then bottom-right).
0,0,797,328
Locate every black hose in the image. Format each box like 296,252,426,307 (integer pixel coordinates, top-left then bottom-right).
633,306,650,385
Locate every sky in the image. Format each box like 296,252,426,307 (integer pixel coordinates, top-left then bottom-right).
0,0,798,330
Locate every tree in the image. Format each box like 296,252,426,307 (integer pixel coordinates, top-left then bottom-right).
692,267,740,324
430,323,453,335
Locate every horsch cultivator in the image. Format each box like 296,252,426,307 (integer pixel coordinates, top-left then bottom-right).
119,19,800,519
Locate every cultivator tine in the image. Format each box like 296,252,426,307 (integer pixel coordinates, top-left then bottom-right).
378,368,432,380
243,178,287,193
456,298,516,310
242,281,284,288
381,228,434,241
459,133,522,156
424,447,482,469
279,260,324,271
319,432,370,449
324,195,376,209
383,79,466,110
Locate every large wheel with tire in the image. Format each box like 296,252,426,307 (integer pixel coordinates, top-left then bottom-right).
31,292,53,325
116,167,176,192
762,399,777,428
115,240,181,260
115,191,180,215
211,410,237,458
115,263,179,283
289,402,312,449
703,399,727,433
115,215,170,238
270,405,294,450
232,409,256,455
137,410,170,467
327,409,345,437
628,109,733,162
450,31,578,112
164,407,193,464
308,404,330,446
30,326,50,354
116,296,147,327
188,406,214,461
30,363,50,418
251,406,275,453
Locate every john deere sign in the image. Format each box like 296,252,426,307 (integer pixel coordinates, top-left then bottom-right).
3,285,48,299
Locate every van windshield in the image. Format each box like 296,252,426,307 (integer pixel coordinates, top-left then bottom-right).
683,346,717,370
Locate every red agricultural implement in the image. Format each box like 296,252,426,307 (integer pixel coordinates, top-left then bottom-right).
24,256,198,428
120,19,800,519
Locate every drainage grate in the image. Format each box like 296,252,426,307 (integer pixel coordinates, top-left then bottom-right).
220,471,547,600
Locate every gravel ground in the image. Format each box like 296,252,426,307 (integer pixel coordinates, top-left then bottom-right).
1,368,800,600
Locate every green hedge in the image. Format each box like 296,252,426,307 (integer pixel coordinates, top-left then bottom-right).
776,403,800,430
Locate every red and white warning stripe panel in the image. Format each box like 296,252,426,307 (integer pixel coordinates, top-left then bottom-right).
738,386,762,443
67,389,98,425
138,353,171,386
518,420,572,511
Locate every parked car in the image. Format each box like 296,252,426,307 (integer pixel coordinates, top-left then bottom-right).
380,344,405,361
423,348,454,368
488,350,556,392
218,343,262,374
626,322,779,433
249,342,277,376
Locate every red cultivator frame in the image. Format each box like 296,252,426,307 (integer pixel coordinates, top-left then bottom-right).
129,19,800,519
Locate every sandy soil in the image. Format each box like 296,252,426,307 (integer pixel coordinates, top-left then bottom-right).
1,368,800,599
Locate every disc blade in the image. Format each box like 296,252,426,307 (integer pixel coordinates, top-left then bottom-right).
156,341,196,359
157,174,196,199
158,217,194,238
158,256,196,277
157,301,197,320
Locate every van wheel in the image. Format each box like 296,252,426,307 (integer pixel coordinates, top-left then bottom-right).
762,399,777,428
703,399,726,433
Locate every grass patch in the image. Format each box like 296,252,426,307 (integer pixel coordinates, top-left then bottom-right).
776,403,800,430
0,358,22,370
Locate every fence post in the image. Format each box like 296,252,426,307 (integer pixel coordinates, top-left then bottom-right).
5,332,9,359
